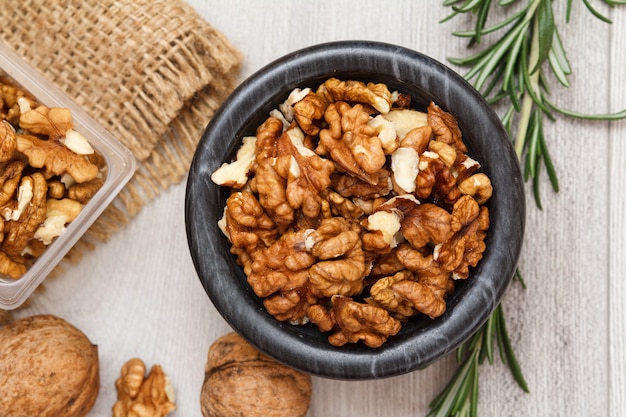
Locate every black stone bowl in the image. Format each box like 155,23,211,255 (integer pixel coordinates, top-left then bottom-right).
185,41,525,380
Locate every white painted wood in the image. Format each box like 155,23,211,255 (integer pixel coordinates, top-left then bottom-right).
609,6,626,417
10,2,625,416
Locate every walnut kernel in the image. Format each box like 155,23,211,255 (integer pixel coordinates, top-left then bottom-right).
212,77,493,348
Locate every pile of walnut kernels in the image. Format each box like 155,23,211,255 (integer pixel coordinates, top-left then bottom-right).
212,78,493,348
0,79,104,279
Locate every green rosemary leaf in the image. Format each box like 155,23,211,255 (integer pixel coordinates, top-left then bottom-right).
546,100,626,120
429,303,531,417
501,104,516,132
456,339,468,362
467,326,484,354
494,86,520,112
430,346,473,412
550,27,571,75
582,0,613,23
451,29,481,38
428,350,479,417
473,24,526,91
508,64,524,111
478,339,489,365
472,0,492,44
453,7,527,38
428,381,451,412
499,0,519,5
502,25,526,92
525,109,540,178
513,267,527,289
455,12,527,78
494,307,507,364
539,127,559,192
482,63,507,99
458,42,503,80
451,364,474,415
482,312,496,365
440,11,460,24
447,44,494,66
522,147,529,179
523,147,532,182
529,110,543,179
537,70,552,100
453,0,485,13
470,363,479,417
548,48,570,87
532,0,555,74
496,305,530,392
519,34,553,116
532,162,543,210
566,0,573,22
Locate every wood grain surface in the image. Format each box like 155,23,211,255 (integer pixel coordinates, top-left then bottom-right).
12,1,625,416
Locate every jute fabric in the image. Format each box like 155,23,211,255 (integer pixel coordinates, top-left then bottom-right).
0,0,242,268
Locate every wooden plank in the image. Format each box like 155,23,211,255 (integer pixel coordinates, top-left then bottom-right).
609,6,626,417
7,2,624,416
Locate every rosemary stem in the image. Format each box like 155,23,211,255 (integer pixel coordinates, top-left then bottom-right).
515,0,542,157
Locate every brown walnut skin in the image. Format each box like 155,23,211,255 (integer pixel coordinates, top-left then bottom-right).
201,332,312,417
0,314,99,417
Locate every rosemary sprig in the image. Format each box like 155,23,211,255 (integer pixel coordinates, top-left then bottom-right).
429,1,626,416
427,305,528,417
442,0,626,209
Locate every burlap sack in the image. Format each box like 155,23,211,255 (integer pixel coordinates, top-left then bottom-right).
0,0,243,265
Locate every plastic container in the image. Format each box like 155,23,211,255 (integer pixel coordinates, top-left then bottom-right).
0,42,136,309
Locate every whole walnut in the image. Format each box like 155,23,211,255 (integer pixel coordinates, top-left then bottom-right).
201,332,312,417
0,314,99,417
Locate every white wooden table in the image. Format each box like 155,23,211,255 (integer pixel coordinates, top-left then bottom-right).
13,1,626,416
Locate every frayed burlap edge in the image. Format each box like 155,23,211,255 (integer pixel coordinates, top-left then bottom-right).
0,0,244,288
0,0,243,161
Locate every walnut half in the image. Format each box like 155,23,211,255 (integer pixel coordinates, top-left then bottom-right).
113,358,176,417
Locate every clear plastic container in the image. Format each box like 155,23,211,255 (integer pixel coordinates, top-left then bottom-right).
0,42,137,309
